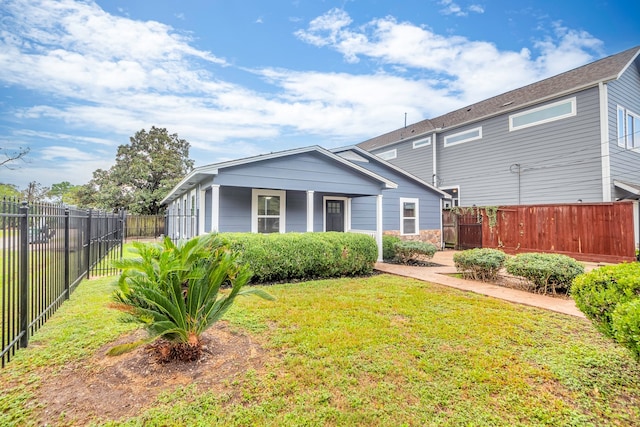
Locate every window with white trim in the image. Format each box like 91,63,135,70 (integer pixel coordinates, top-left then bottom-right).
400,198,419,235
444,127,482,147
412,136,431,149
376,149,397,160
509,97,576,131
252,189,286,233
618,105,640,149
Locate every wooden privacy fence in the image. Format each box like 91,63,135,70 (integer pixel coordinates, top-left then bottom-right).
125,214,165,239
445,202,638,263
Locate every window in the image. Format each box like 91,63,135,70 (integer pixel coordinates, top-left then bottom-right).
400,198,419,235
444,127,482,147
618,105,640,149
509,97,576,131
377,149,397,160
252,189,286,233
412,136,431,149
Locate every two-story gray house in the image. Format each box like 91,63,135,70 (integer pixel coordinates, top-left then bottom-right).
358,45,640,207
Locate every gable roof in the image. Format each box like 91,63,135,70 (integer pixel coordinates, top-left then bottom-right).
332,145,451,198
359,45,640,151
161,145,398,205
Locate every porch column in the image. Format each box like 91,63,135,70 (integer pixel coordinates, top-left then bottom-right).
376,194,383,262
198,185,206,235
211,185,220,232
306,190,314,232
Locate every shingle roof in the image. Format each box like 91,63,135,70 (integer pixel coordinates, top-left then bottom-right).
358,45,640,151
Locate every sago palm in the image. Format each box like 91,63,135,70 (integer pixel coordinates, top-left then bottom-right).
111,234,273,361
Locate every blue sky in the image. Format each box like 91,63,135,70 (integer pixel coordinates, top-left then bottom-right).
1,0,638,190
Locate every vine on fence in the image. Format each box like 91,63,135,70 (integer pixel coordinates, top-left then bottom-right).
448,205,500,229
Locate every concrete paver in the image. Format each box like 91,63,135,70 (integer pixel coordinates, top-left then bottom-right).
375,250,586,318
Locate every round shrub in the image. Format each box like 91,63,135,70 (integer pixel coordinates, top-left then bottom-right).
505,252,584,294
393,240,437,264
572,262,640,338
612,298,640,360
453,248,507,282
383,235,402,261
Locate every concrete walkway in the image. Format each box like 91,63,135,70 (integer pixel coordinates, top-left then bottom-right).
375,250,586,318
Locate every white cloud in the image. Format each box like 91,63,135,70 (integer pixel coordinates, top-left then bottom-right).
295,9,603,104
438,0,484,17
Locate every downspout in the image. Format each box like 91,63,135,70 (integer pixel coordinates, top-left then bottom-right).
433,131,444,250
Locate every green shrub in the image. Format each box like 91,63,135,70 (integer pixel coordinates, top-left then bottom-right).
393,240,437,264
453,248,507,281
504,252,584,294
111,235,273,361
572,263,640,338
612,298,640,360
383,235,401,261
222,232,378,283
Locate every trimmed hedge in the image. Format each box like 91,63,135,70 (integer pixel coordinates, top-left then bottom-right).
221,232,378,283
393,240,437,264
453,248,507,282
383,235,401,261
505,253,584,294
572,262,640,360
572,263,640,337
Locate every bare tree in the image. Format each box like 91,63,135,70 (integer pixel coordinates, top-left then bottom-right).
1,146,30,169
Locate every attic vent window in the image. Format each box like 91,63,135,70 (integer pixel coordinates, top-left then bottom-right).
509,97,576,131
376,149,397,160
412,136,431,149
444,127,482,147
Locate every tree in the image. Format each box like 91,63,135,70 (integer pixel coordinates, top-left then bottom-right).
21,181,49,204
48,181,76,204
1,146,29,169
0,183,20,199
89,127,194,214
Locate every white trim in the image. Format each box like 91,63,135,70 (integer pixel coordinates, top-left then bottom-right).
617,105,626,148
440,186,460,208
432,132,437,186
198,184,206,235
376,195,383,262
323,196,350,232
211,184,220,232
599,83,611,202
400,197,419,236
251,189,286,233
509,97,577,131
443,127,482,147
306,190,314,232
412,136,431,149
376,148,397,160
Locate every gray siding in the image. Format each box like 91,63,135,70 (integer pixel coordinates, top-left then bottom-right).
372,135,435,185
286,190,307,232
213,151,384,195
219,186,251,232
377,88,603,206
608,58,640,199
348,156,442,231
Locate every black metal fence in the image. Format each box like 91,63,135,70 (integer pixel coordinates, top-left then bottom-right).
1,199,125,367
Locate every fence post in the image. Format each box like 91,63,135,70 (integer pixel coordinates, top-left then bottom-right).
85,209,92,280
19,202,29,349
64,207,70,300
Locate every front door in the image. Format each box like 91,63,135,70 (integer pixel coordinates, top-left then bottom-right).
325,200,345,232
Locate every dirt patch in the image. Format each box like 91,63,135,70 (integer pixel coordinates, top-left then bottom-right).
34,321,272,425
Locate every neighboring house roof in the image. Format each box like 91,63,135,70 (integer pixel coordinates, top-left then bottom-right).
359,45,640,151
332,145,451,199
161,145,398,205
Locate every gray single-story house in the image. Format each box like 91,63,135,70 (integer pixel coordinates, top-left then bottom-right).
161,145,449,260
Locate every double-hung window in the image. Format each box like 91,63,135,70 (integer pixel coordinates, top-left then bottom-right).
252,189,286,233
400,198,419,235
618,105,640,149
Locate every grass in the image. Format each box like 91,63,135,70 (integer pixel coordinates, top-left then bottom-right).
1,269,639,426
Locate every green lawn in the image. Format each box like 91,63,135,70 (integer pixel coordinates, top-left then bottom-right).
1,271,639,426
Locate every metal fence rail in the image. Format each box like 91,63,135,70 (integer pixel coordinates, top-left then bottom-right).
1,199,124,367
